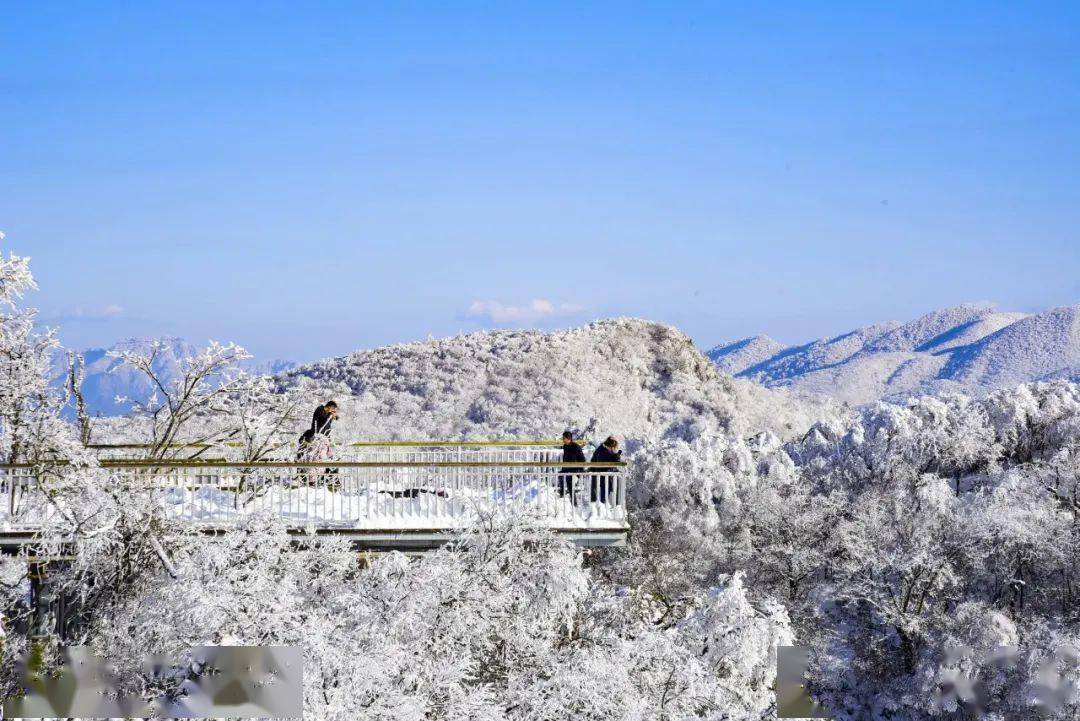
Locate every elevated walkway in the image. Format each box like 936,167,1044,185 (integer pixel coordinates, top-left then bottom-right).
1,441,629,551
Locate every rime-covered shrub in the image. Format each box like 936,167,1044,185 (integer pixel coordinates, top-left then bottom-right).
618,381,1080,719
84,515,792,721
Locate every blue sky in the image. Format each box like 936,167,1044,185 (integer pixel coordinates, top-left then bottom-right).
3,2,1078,362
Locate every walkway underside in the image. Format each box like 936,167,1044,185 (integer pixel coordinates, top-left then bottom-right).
0,526,627,553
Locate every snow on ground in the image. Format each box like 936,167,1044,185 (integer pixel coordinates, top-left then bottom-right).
154,481,627,530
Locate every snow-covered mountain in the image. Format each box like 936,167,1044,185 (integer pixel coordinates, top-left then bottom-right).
50,339,295,416
707,303,1080,404
277,318,827,443
48,338,201,416
707,335,787,376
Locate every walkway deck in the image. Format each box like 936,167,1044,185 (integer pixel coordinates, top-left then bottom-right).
1,448,629,550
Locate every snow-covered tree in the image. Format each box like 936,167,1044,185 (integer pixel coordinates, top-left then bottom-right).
0,237,75,463
111,339,253,459
86,514,792,721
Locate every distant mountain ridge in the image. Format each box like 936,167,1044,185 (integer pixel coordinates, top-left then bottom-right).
54,304,1080,418
707,303,1080,404
49,338,296,416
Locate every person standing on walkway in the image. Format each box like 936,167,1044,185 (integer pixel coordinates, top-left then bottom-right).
590,436,622,503
297,401,340,485
558,430,586,500
300,400,338,445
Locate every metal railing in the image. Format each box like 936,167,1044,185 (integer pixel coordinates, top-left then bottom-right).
86,440,588,464
0,460,627,533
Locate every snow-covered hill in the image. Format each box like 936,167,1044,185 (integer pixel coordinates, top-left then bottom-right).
707,303,1080,404
277,318,827,443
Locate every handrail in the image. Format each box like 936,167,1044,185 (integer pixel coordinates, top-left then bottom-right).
0,460,626,469
86,443,221,449
346,440,587,447
85,439,588,449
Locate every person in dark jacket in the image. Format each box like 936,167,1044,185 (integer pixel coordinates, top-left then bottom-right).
297,400,339,462
297,400,340,485
299,400,338,445
558,430,586,500
590,436,622,503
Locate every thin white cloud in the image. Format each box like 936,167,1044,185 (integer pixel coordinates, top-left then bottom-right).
467,298,586,325
44,304,127,322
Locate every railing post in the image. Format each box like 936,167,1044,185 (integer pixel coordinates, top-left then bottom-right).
7,468,15,517
455,446,462,518
617,472,626,519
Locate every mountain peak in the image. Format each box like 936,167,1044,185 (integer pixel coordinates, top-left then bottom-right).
860,303,1014,354
706,335,786,376
707,303,1079,405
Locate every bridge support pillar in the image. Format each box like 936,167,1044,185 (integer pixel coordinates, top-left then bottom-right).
28,560,77,640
